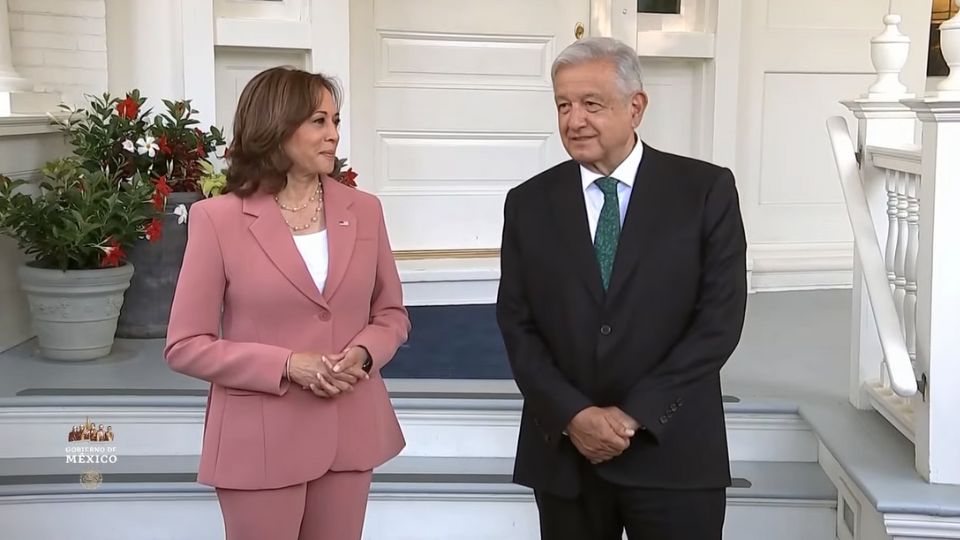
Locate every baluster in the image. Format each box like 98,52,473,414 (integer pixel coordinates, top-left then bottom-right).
904,173,920,363
885,169,899,292
894,170,909,328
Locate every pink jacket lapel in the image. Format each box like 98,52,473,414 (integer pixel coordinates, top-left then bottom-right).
244,191,328,308
320,175,357,300
243,176,358,307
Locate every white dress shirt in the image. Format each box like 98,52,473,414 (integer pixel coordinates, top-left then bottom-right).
579,138,644,241
292,229,329,294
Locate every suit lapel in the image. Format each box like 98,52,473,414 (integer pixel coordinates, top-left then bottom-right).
244,191,329,309
548,161,604,304
320,176,357,300
606,143,664,299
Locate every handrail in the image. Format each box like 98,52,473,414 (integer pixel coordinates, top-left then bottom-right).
866,144,922,176
826,116,918,397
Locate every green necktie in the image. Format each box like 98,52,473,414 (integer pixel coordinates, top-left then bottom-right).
594,177,621,290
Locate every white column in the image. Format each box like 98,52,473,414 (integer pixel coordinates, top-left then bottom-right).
105,0,186,108
590,0,638,47
902,98,960,485
181,0,215,129
841,100,916,409
104,0,216,128
310,0,351,158
0,0,31,92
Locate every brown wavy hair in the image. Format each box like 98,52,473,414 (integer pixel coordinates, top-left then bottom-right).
223,66,342,197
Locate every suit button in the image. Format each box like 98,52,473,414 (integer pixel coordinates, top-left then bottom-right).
318,311,331,321
599,325,612,336
659,415,668,424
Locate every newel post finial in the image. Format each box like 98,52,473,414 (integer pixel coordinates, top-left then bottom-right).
866,14,912,99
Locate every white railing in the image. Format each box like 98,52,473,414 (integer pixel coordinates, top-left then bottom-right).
832,5,960,485
868,146,922,368
826,118,918,405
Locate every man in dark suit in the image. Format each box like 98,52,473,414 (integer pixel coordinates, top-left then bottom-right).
496,37,747,540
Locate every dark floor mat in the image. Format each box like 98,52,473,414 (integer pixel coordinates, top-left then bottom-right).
382,304,511,379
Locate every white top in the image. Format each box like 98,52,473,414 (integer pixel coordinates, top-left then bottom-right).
292,230,329,295
579,137,644,241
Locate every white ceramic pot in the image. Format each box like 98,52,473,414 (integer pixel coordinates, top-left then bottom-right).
17,263,135,361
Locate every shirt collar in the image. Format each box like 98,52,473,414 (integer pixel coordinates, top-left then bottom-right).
580,135,644,191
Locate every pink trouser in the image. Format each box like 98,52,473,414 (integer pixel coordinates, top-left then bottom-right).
216,470,373,540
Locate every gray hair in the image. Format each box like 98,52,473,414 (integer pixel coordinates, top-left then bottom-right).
551,37,644,97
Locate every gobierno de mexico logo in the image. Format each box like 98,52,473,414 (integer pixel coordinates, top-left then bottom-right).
65,417,118,464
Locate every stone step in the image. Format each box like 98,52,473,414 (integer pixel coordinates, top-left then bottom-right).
0,456,837,540
0,391,818,464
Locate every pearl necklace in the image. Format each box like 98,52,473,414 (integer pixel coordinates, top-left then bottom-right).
275,181,321,212
276,182,323,232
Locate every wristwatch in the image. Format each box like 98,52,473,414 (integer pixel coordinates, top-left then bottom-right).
360,347,373,373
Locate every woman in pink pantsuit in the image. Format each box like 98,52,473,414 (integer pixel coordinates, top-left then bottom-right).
164,67,410,540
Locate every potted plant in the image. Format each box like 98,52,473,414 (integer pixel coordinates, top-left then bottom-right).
55,91,226,338
199,156,359,197
0,158,160,360
198,161,227,198
333,157,359,188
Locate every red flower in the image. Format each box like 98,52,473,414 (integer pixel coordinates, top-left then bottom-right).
152,176,172,210
157,135,172,156
145,218,163,244
116,96,139,120
153,176,173,197
338,168,358,188
99,237,124,268
154,176,172,196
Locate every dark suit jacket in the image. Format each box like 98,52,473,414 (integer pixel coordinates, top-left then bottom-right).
496,144,747,498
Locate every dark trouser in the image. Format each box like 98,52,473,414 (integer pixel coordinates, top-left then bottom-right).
534,461,726,540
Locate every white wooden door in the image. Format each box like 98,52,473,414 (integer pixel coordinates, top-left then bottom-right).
736,0,931,290
350,0,592,252
214,48,308,147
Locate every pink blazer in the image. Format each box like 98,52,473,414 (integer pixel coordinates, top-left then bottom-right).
164,175,410,490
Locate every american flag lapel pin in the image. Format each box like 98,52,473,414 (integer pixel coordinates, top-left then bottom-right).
338,220,349,226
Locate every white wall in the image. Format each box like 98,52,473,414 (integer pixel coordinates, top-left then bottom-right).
8,0,108,105
0,0,941,303
0,236,30,352
0,123,70,352
735,0,932,291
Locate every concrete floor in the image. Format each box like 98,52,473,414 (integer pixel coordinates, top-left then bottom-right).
0,290,853,402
